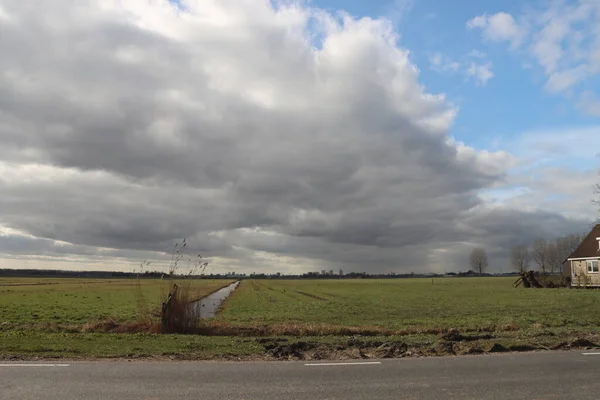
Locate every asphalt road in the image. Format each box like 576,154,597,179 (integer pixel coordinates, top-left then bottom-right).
2,351,600,400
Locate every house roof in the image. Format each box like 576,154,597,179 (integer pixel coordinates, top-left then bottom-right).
567,224,600,260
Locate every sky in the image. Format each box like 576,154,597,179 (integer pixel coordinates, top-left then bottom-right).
0,0,599,274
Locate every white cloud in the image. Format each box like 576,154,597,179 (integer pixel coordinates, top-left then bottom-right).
508,126,600,169
428,52,460,73
544,65,589,93
428,52,494,86
452,140,517,175
468,1,600,102
466,15,487,30
467,12,525,48
477,126,600,226
577,91,600,116
466,62,494,86
385,0,414,24
468,49,487,59
483,167,597,221
0,3,10,22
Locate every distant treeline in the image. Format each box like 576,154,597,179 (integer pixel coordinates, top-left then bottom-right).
251,271,519,279
0,269,163,279
0,269,239,279
0,268,519,279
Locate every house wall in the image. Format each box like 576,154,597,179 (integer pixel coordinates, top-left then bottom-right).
571,259,600,287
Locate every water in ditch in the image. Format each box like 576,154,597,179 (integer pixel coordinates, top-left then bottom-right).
188,281,240,319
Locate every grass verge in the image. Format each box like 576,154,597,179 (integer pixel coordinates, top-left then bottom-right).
1,328,599,361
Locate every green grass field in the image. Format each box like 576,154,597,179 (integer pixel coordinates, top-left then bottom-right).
218,278,600,332
2,277,600,360
0,277,232,325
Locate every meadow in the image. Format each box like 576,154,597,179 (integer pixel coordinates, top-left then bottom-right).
0,277,232,325
217,278,600,332
2,277,600,360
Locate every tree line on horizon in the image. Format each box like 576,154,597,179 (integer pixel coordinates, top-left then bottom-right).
469,232,586,276
510,233,586,274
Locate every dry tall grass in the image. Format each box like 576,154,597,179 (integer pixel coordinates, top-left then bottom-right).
134,238,209,334
69,319,527,337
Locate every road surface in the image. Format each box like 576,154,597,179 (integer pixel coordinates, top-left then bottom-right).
2,350,600,399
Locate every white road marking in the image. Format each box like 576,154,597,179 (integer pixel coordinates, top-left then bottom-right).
305,362,382,366
582,353,600,356
0,364,70,367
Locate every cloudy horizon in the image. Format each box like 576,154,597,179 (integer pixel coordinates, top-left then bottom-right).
0,0,598,275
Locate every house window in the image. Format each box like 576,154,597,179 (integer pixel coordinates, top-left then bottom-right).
587,260,599,273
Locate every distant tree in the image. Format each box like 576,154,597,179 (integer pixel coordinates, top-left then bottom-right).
532,239,549,274
546,242,561,274
548,233,585,274
510,245,530,273
562,233,585,256
470,247,489,275
595,174,600,219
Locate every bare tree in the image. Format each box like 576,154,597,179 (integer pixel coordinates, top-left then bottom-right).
592,175,600,217
546,242,561,274
532,239,548,274
510,245,530,273
554,236,568,264
470,247,489,275
518,234,584,277
549,233,585,275
562,233,584,255
553,234,583,272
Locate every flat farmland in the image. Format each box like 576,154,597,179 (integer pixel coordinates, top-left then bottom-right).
218,278,600,332
0,277,233,325
3,276,600,360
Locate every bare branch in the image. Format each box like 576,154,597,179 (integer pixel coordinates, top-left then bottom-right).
469,247,489,275
531,239,548,274
510,245,530,273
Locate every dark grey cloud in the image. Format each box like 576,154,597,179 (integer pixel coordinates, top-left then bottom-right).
0,0,592,273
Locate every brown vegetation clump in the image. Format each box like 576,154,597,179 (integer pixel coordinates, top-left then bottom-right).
159,283,199,334
499,323,520,332
258,338,413,361
134,238,210,334
81,319,159,334
194,322,395,337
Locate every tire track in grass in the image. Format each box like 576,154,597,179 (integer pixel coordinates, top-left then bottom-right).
294,291,328,301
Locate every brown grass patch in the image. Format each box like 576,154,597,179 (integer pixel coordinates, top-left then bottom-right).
499,323,520,332
6,319,525,339
197,322,394,336
81,319,160,333
189,323,524,338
